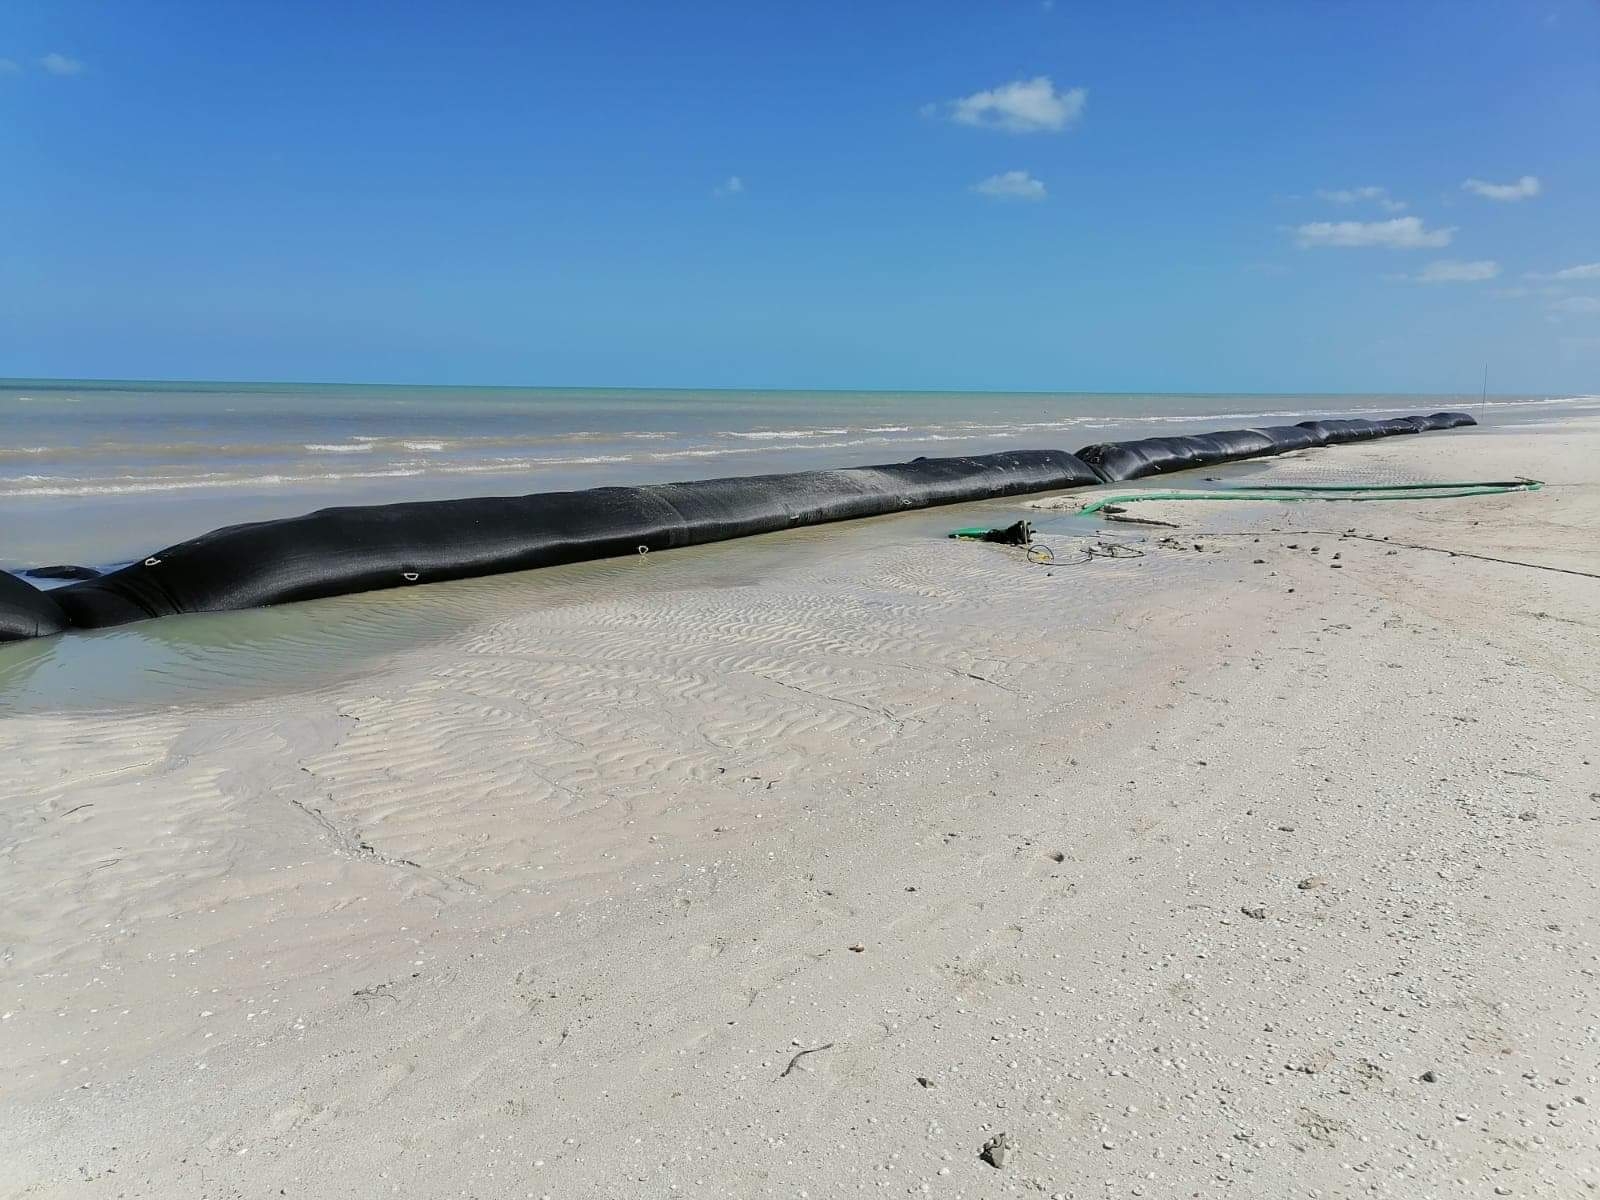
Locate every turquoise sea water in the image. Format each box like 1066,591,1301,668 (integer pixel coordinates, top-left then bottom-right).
5,377,1590,570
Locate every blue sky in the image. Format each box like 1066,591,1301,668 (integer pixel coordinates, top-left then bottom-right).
3,0,1597,393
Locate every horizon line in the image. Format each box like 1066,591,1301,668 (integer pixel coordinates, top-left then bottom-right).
0,374,1549,399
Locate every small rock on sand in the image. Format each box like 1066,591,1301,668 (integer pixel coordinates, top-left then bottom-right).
980,1132,1012,1168
1297,875,1328,890
1241,904,1267,920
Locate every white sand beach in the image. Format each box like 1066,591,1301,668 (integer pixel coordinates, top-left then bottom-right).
2,419,1597,1199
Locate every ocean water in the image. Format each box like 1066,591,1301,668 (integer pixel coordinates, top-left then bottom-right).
1,377,1591,570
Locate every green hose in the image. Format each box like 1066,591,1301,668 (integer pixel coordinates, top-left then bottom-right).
1220,480,1538,492
1073,479,1542,517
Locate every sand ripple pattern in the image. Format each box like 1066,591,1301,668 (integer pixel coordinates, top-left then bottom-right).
286,538,1122,892
0,526,1170,1097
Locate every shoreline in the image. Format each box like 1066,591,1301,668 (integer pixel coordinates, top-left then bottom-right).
2,417,1597,1197
5,387,1594,571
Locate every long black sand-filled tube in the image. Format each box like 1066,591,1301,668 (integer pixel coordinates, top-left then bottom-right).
0,413,1478,641
1251,424,1326,452
0,569,70,643
1076,428,1282,483
1294,418,1386,443
50,450,1102,631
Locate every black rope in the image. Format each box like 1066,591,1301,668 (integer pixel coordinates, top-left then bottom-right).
1339,534,1600,581
1168,530,1600,581
1025,540,1146,567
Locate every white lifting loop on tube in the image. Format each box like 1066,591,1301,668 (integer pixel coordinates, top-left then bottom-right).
637,545,650,557
144,557,162,567
402,571,420,582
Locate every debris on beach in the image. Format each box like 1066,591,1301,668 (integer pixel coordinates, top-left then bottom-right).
979,1131,1013,1168
778,1042,833,1078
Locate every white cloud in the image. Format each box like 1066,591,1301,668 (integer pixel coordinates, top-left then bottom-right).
1408,259,1500,284
1552,296,1600,315
941,76,1086,133
972,170,1046,201
0,58,21,75
40,52,85,76
1462,175,1541,201
712,175,744,198
1293,216,1455,249
1527,262,1600,282
1316,186,1406,212
1498,285,1571,301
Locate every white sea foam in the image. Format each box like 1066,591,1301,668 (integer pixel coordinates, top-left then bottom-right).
720,428,851,440
0,451,645,497
304,442,376,453
646,432,1015,461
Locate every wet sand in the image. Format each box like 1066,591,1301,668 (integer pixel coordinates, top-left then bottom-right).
2,418,1597,1198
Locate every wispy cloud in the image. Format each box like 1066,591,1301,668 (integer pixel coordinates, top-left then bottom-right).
1552,296,1600,315
712,175,744,198
39,52,85,76
0,58,21,75
972,170,1046,201
1400,259,1500,284
1316,186,1406,213
933,76,1086,133
1462,175,1541,201
1495,284,1565,300
1293,216,1454,250
1527,262,1600,282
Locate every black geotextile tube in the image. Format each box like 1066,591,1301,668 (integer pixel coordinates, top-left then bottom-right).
1251,424,1326,452
1295,418,1387,443
0,568,70,642
1378,415,1429,435
1074,428,1281,483
51,450,1103,630
23,564,102,581
1426,411,1478,429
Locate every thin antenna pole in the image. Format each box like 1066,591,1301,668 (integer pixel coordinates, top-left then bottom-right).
1482,363,1488,403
